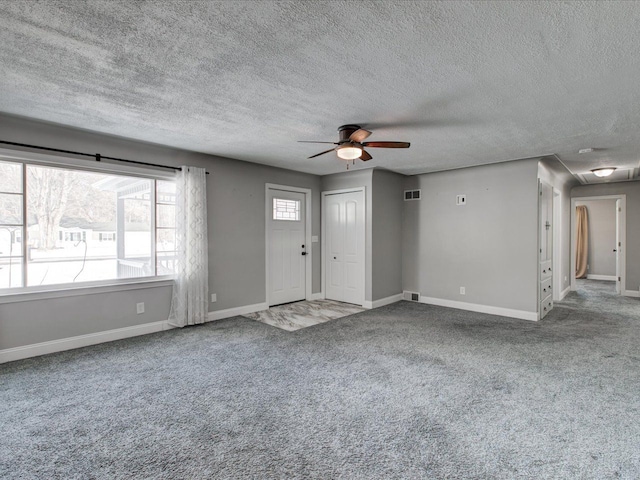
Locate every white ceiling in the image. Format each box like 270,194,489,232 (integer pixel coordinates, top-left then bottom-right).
1,1,640,179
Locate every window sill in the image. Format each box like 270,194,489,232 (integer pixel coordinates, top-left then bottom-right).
0,277,175,305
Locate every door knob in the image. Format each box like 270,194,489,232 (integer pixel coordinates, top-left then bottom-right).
301,252,307,256
334,256,337,260
613,249,617,252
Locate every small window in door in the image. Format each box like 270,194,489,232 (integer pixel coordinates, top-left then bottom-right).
273,198,300,221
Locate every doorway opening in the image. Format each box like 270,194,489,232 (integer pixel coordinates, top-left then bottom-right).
570,195,626,297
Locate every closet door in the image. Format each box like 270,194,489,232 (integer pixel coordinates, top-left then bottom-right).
324,190,364,305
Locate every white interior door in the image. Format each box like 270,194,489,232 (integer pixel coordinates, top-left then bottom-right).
324,190,364,305
268,190,306,306
616,199,621,294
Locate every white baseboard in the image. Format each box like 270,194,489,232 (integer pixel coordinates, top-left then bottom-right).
587,274,616,281
307,292,325,301
624,290,640,298
560,286,571,300
207,302,268,321
0,320,173,364
419,296,538,322
363,293,404,309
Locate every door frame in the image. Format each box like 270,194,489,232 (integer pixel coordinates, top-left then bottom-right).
265,184,313,305
321,187,366,307
552,188,561,301
570,194,626,295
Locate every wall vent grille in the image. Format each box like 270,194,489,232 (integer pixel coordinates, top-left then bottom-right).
404,190,421,201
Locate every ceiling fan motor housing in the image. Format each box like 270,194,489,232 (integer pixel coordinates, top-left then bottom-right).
338,124,362,143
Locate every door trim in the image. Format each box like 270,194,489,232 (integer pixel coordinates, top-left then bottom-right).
570,195,626,295
552,188,561,301
321,187,366,307
265,184,313,305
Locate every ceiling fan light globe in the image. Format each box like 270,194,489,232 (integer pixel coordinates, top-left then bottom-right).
336,145,363,160
591,167,616,177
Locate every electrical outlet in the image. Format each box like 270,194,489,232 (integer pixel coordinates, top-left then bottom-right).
211,293,217,303
460,287,465,295
564,276,567,282
136,302,145,314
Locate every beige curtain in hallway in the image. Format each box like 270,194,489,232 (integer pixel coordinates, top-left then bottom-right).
575,205,589,278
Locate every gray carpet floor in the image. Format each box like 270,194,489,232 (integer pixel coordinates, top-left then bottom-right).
2,282,639,479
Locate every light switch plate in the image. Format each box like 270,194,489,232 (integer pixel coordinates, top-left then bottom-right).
312,235,319,243
136,302,145,314
211,293,217,303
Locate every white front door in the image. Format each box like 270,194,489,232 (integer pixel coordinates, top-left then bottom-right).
268,190,306,306
324,190,365,305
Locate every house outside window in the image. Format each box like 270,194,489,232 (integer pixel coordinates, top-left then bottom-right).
0,159,176,291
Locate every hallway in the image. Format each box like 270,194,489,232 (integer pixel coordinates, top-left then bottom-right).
556,279,640,317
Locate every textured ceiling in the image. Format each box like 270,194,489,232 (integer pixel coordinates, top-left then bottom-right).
1,1,640,177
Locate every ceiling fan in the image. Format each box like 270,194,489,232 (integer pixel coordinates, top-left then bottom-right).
299,124,410,162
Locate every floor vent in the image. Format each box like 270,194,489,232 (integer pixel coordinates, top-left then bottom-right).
404,291,420,302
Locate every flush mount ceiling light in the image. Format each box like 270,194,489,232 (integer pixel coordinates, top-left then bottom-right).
336,143,363,160
578,148,595,154
591,167,616,177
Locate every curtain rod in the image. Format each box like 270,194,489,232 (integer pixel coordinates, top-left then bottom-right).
0,140,209,174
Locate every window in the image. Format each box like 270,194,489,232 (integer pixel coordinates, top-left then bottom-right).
156,180,177,275
0,159,176,291
273,198,300,221
99,232,115,242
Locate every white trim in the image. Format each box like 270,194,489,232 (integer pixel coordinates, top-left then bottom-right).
419,296,538,322
0,278,174,305
560,286,571,300
321,187,366,307
362,293,403,309
207,302,268,321
586,274,616,281
308,292,325,301
571,195,626,295
322,186,367,196
552,188,562,301
623,290,640,298
0,320,173,364
265,184,313,305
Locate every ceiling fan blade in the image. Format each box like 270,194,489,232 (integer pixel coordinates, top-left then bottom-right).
359,150,372,161
362,141,410,148
349,129,372,143
298,141,338,144
308,148,336,159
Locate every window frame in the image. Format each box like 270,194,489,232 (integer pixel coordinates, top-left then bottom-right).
0,148,177,301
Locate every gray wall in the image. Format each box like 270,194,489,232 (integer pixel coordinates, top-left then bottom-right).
0,114,321,350
572,182,640,290
576,199,617,277
321,169,373,302
372,169,404,300
403,159,540,313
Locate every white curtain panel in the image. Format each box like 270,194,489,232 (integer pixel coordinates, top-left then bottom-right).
168,166,209,327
